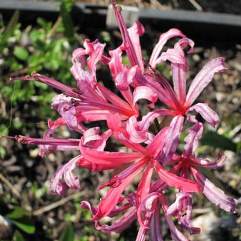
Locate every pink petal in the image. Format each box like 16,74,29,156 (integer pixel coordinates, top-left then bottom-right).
159,38,194,104
166,215,188,241
136,164,153,208
149,28,185,68
80,143,143,171
184,122,203,156
82,128,112,151
157,116,184,162
191,154,225,169
126,109,173,144
96,207,136,233
51,94,85,132
189,103,220,127
144,70,181,110
127,21,145,72
97,83,137,117
186,57,226,105
126,116,148,143
50,155,82,195
133,86,158,105
147,127,169,157
93,160,144,220
136,226,147,241
111,2,141,68
191,168,236,213
155,162,199,193
137,192,160,229
150,203,164,241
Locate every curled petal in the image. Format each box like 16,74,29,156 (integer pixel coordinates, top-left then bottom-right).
166,215,188,241
50,155,81,195
127,21,145,72
133,86,158,105
82,127,112,151
191,154,225,169
149,28,185,68
186,57,226,105
167,192,200,234
161,38,194,104
184,122,203,156
138,192,160,229
189,103,220,128
72,39,105,71
126,116,149,143
192,168,237,213
96,207,136,233
51,94,85,132
81,200,97,216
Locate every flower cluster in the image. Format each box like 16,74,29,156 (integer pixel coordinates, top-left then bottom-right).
16,1,237,240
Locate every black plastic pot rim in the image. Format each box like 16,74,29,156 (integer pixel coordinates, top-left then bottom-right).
1,0,241,42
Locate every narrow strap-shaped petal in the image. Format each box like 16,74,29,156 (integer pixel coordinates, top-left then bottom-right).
147,127,169,157
159,38,194,104
184,122,203,156
155,161,199,193
186,57,226,105
189,103,219,127
144,71,181,110
127,21,145,72
112,1,140,67
191,168,236,213
80,146,143,168
157,116,184,162
137,164,153,206
150,203,164,241
93,160,144,220
97,83,137,117
136,226,147,241
149,28,185,68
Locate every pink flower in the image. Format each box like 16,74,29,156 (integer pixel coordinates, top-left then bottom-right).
14,1,238,240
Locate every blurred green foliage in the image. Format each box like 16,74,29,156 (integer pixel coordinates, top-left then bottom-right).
0,9,77,140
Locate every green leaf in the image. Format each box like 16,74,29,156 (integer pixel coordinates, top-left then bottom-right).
0,11,19,50
12,219,35,234
201,130,237,152
14,47,29,61
7,207,28,220
13,230,26,241
60,223,75,241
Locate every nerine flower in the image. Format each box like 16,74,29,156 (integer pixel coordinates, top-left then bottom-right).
15,1,237,240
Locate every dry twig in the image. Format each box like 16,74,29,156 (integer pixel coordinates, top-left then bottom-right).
32,192,82,216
